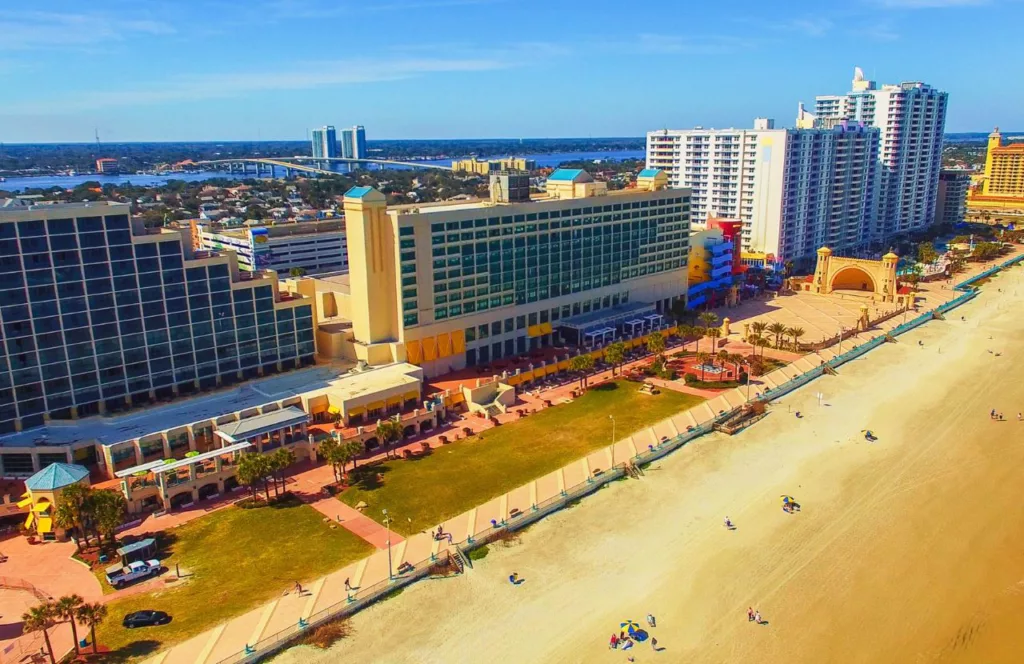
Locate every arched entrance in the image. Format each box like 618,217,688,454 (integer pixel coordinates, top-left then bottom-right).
830,266,876,292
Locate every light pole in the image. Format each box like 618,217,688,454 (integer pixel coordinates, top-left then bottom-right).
382,509,393,580
609,415,615,465
837,325,847,356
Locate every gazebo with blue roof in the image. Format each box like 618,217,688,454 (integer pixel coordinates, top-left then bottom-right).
19,463,91,542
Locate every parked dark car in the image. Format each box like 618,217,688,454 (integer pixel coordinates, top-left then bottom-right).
122,610,171,628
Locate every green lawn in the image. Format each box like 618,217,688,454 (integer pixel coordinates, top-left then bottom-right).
96,497,375,660
339,381,703,536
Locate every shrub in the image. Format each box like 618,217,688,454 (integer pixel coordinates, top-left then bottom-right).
467,545,490,561
298,618,351,649
684,373,699,385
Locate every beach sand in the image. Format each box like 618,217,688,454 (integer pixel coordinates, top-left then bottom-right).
273,269,1024,664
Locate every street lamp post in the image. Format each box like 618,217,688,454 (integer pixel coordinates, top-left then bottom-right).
382,509,394,580
837,325,847,356
609,415,615,465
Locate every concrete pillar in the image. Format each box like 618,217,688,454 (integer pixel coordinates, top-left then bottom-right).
191,488,200,503
188,429,197,452
30,453,41,473
133,441,143,465
161,433,172,458
189,464,198,481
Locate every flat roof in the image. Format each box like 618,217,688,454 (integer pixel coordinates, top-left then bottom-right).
151,442,253,474
0,361,422,451
387,187,687,218
559,301,657,332
215,406,308,442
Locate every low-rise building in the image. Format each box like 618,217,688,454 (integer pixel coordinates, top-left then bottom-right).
452,157,537,175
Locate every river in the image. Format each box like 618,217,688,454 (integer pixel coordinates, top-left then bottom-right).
0,150,646,192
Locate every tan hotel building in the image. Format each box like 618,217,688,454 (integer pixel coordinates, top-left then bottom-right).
300,169,691,376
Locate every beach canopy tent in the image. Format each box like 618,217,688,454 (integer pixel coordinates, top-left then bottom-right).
118,538,157,564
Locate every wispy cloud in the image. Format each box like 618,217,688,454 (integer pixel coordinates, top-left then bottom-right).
778,17,834,36
636,33,759,55
870,0,988,8
260,0,504,19
859,21,901,40
4,57,509,113
0,10,174,50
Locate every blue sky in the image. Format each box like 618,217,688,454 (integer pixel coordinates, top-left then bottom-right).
0,0,1018,142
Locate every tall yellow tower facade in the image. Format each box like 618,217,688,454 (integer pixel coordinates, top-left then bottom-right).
343,186,401,364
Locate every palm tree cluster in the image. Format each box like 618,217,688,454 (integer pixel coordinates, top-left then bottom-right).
22,595,107,662
318,436,365,482
52,483,128,551
746,320,805,352
235,447,297,502
374,417,405,460
603,341,627,376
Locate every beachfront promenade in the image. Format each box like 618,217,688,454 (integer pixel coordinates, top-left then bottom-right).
140,249,1024,664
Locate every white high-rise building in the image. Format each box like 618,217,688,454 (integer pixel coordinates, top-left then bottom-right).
812,68,948,242
646,119,788,253
311,126,338,160
647,118,880,264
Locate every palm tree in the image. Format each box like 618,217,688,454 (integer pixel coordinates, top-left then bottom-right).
22,603,57,664
749,320,768,345
317,437,342,482
236,452,272,501
705,326,721,353
698,311,719,335
568,354,594,390
717,350,731,376
767,322,788,349
604,341,626,376
787,326,806,350
695,351,711,381
53,482,93,549
754,335,772,360
74,602,107,655
344,441,364,471
54,595,84,655
645,331,666,358
271,447,297,495
87,490,127,547
376,417,404,460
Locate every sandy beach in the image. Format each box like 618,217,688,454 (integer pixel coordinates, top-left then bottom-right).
273,267,1024,664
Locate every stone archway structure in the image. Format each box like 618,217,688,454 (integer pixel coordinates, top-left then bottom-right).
804,247,899,303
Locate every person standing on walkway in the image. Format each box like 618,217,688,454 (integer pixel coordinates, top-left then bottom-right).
344,578,351,592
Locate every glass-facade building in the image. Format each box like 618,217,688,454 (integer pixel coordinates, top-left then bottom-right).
388,184,691,375
0,201,315,434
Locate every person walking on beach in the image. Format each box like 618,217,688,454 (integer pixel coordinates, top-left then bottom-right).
651,636,659,652
609,633,619,650
748,607,755,622
1018,412,1022,422
754,610,762,625
647,613,656,628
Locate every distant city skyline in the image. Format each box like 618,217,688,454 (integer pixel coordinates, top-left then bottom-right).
1,0,1021,142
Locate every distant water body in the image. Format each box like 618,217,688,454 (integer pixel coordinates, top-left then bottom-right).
1,150,646,193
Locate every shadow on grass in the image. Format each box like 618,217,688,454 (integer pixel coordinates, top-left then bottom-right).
589,382,621,393
345,463,394,492
94,639,161,663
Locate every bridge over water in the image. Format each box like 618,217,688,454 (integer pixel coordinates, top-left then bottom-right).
195,156,452,177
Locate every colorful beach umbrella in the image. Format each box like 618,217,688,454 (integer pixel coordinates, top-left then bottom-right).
620,620,640,632
781,495,794,504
